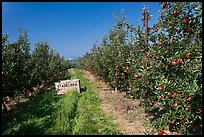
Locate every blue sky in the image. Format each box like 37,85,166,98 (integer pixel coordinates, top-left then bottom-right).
2,2,161,59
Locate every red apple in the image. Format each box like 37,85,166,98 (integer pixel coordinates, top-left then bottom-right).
149,102,153,107
197,108,202,113
183,18,190,24
199,109,202,113
176,132,182,135
148,56,152,60
177,58,184,64
173,10,177,14
159,41,163,46
156,55,160,60
158,95,162,99
162,3,166,8
174,10,181,14
157,86,163,91
186,52,192,58
140,62,142,65
185,107,190,111
157,130,164,135
130,29,133,32
187,97,193,102
135,74,139,79
145,89,149,94
185,27,192,33
147,28,151,33
171,92,177,98
172,60,177,66
133,45,136,49
116,65,119,69
154,28,158,32
181,118,186,123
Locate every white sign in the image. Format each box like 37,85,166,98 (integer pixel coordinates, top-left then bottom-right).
55,79,80,95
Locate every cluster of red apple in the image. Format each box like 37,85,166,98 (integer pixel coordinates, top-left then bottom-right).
162,3,192,33
171,52,192,66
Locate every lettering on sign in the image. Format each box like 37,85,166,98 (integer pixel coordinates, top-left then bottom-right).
55,79,80,95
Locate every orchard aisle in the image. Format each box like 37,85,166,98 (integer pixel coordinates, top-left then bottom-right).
3,68,173,135
81,70,153,135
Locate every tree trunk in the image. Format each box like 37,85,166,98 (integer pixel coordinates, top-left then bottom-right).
115,86,118,92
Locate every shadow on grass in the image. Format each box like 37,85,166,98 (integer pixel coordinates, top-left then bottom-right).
80,87,87,93
2,84,62,135
10,120,45,135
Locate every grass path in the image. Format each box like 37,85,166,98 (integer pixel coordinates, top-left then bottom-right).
2,69,121,135
82,70,153,135
68,69,121,135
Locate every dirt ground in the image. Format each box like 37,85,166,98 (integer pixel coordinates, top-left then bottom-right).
83,70,153,135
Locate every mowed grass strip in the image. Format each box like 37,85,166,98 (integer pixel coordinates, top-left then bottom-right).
46,90,79,135
72,69,121,135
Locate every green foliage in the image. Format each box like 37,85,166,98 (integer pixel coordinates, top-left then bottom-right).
2,28,71,100
76,3,202,135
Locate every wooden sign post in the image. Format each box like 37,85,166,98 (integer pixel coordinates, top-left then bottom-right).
55,79,81,95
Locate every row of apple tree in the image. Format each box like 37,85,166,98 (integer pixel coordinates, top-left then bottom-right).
2,28,72,111
76,2,202,135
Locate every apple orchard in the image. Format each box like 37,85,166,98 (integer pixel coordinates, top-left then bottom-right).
76,2,202,135
2,29,72,111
